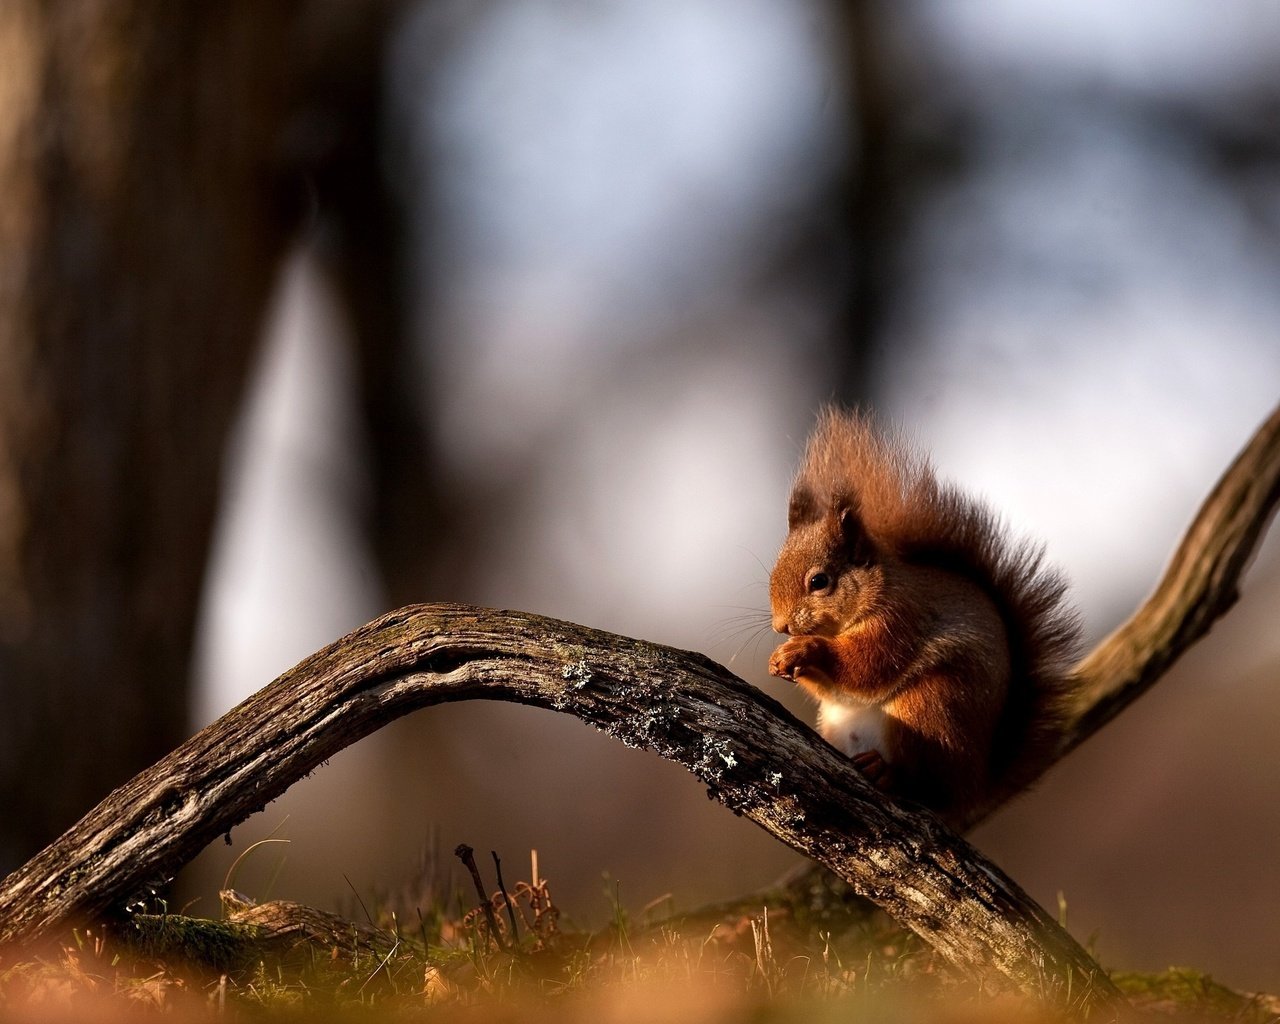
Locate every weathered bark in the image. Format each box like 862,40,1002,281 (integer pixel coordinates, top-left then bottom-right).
0,604,1117,1005
2,403,1278,1006
2,405,1276,1009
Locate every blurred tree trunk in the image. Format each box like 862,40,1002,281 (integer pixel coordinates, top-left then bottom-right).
835,1,898,403
306,4,444,610
0,2,312,872
827,2,964,404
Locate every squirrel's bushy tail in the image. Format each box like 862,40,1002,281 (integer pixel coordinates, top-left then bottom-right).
793,407,1081,792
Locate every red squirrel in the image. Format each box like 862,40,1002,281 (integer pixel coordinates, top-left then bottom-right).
768,409,1079,823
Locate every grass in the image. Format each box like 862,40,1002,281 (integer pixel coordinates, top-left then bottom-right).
2,858,1277,1022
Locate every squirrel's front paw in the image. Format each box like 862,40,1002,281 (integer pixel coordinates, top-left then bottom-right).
768,635,835,687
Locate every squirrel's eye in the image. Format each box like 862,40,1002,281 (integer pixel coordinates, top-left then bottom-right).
806,571,831,594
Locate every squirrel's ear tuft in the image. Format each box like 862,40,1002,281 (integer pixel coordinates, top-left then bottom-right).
836,501,875,565
788,488,818,529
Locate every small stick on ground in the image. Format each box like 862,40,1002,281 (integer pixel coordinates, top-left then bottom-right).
454,844,505,951
492,851,519,945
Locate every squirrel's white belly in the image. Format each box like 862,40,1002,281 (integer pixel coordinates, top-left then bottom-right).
817,700,888,759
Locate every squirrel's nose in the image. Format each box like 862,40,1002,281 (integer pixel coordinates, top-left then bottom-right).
772,616,791,635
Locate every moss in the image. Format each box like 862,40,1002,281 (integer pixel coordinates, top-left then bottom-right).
1113,966,1278,1021
123,913,259,972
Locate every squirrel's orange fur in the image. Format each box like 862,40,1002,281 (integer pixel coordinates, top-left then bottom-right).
768,408,1079,823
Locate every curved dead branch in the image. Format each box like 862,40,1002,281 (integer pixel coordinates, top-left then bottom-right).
2,402,1277,1009
0,605,1114,1003
1064,401,1280,749
951,401,1280,829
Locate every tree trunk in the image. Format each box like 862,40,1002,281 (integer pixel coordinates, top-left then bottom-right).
0,2,309,871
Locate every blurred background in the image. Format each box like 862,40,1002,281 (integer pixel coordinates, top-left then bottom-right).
2,0,1279,992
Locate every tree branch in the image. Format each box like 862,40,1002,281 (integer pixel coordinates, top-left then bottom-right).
0,605,1114,1004
3,403,1277,1009
1064,401,1280,749
949,402,1280,830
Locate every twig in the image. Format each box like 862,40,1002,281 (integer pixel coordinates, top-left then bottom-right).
492,851,519,945
454,844,504,952
342,873,375,928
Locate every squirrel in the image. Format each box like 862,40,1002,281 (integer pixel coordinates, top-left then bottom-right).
768,408,1080,824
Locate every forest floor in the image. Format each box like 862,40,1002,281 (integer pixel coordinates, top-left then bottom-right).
2,861,1276,1024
